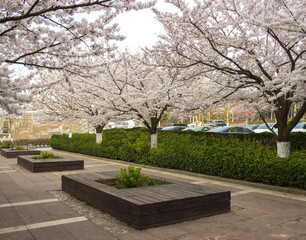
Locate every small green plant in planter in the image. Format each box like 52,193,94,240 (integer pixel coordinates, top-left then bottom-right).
11,146,26,150
33,151,57,159
114,166,168,189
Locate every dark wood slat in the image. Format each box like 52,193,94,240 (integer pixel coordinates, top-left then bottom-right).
17,155,84,172
1,149,40,158
62,172,231,229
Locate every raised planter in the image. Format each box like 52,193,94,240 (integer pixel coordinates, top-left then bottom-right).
17,155,84,172
62,172,231,229
1,148,41,158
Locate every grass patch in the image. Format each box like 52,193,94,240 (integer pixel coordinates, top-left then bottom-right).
33,151,57,159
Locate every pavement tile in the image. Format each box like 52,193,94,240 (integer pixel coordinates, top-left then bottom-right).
118,231,161,240
170,234,205,240
13,205,55,225
63,220,118,240
246,192,306,208
195,182,242,193
39,201,81,219
229,231,294,240
290,234,306,240
0,230,36,240
146,225,188,239
1,188,32,203
29,225,76,240
0,190,10,204
0,207,25,228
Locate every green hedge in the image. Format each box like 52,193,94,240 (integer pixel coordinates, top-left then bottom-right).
0,138,50,149
51,129,306,189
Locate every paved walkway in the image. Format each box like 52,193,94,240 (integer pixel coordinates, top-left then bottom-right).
1,150,306,240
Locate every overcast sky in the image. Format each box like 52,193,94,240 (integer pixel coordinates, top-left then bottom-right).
113,0,176,51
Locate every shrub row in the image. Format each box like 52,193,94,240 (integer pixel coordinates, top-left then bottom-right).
0,138,51,149
51,129,306,189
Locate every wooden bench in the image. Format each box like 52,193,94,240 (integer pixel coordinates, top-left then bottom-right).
17,155,84,172
1,149,41,158
62,172,231,229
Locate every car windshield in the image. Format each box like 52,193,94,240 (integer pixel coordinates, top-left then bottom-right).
193,126,204,130
293,123,305,129
208,126,231,132
257,123,274,129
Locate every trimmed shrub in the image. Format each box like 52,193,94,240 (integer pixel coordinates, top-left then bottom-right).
51,130,306,189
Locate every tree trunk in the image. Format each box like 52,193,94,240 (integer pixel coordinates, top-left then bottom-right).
95,125,104,144
68,122,72,138
142,117,159,148
150,133,158,148
274,99,306,158
274,97,291,158
149,117,159,148
96,132,103,143
277,141,291,158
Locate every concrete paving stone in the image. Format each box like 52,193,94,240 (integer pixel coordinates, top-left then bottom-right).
63,220,118,240
170,234,207,240
13,205,56,225
29,225,77,240
13,202,82,225
171,218,239,235
34,182,61,191
192,211,250,225
26,191,58,200
0,207,25,228
182,230,247,240
267,218,306,235
229,231,295,240
0,230,36,240
228,207,269,219
290,234,306,240
232,193,296,212
194,182,242,193
118,231,161,240
39,201,81,219
253,214,306,227
246,192,306,208
0,190,10,204
229,216,275,233
146,225,188,239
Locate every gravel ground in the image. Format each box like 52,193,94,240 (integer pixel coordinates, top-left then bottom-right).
49,190,135,236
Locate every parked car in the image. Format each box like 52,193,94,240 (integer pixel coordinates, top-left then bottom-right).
209,120,226,127
182,125,213,132
166,123,188,127
193,125,214,132
253,123,277,134
291,122,306,133
245,124,260,130
161,126,188,131
207,126,254,134
181,126,196,131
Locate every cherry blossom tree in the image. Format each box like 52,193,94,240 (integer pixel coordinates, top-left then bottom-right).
88,53,194,148
38,77,119,143
0,0,153,116
152,0,306,157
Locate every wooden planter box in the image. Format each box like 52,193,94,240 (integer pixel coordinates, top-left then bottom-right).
1,149,41,158
62,172,231,229
17,155,84,173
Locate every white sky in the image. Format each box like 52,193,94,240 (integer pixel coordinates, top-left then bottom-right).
113,0,177,51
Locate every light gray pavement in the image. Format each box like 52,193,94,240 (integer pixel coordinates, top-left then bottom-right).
0,149,306,240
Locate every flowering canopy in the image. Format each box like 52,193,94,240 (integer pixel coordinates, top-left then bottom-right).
0,0,154,115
